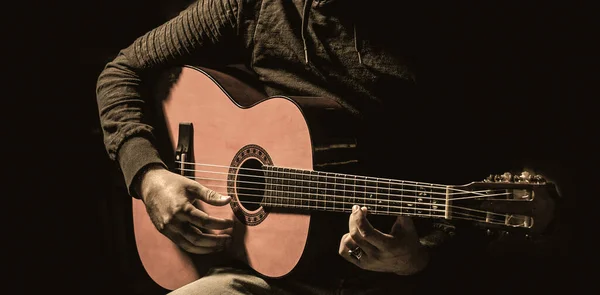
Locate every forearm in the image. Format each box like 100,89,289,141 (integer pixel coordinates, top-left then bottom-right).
95,0,245,195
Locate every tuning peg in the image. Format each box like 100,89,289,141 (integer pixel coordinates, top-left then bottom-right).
501,172,512,182
494,174,503,182
533,175,546,184
514,171,532,183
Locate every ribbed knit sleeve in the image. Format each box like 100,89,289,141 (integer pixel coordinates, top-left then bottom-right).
95,0,246,195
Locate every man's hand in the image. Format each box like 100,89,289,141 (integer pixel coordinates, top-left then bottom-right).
339,205,429,275
137,166,234,254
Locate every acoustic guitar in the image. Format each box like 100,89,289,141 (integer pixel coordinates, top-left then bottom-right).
132,65,558,290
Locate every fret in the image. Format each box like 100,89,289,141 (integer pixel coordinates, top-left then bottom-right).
317,171,326,210
365,177,377,213
404,181,415,215
267,167,274,207
401,181,406,214
277,167,284,208
293,168,301,207
289,168,298,207
281,167,287,207
356,176,366,209
351,175,357,207
302,170,310,208
264,167,272,207
342,174,350,213
378,179,391,216
286,168,292,207
329,173,336,211
375,178,382,214
331,173,336,212
299,170,306,208
310,172,318,209
282,167,289,207
387,179,392,215
431,186,443,218
390,181,406,216
272,167,281,207
416,184,427,215
289,168,296,207
407,182,419,215
325,173,332,211
294,170,301,208
429,185,435,218
335,173,341,212
389,181,398,215
280,167,286,208
291,168,297,207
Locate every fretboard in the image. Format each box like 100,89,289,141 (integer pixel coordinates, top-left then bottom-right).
261,166,448,219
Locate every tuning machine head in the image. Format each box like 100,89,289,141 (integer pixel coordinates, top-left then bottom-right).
532,174,547,184
484,172,513,183
485,171,546,184
514,171,547,184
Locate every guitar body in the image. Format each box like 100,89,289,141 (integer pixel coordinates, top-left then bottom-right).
130,66,558,291
132,66,360,290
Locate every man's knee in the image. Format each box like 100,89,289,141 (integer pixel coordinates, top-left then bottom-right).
168,267,271,295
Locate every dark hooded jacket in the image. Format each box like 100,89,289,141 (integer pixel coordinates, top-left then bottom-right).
96,0,485,289
96,0,419,190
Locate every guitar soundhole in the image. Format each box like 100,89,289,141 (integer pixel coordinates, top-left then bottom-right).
228,144,273,226
236,158,265,211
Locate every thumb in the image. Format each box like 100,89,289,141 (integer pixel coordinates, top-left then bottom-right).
186,183,231,206
390,216,416,238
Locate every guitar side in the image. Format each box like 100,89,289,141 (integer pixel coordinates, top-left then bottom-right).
131,65,360,290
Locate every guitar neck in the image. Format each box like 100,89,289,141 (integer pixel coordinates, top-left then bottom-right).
260,166,451,219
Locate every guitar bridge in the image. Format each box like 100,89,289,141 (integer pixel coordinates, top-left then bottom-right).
175,123,194,177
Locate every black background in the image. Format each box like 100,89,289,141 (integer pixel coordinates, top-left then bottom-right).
12,1,594,294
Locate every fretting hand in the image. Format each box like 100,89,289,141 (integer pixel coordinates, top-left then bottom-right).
339,205,429,275
136,165,234,254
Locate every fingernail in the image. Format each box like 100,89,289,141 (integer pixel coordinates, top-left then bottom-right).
361,206,367,212
221,195,231,201
352,205,359,212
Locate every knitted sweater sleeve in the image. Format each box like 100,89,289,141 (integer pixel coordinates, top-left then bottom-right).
95,0,248,196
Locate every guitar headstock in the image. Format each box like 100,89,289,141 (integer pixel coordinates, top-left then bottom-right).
448,171,558,237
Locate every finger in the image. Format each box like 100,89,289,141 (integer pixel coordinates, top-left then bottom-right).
171,232,224,254
179,203,234,230
350,205,392,249
166,223,231,248
390,216,417,239
186,183,231,206
338,233,363,267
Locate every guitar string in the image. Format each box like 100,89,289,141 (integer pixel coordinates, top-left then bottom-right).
198,181,514,220
215,189,510,224
185,176,516,213
176,161,539,197
177,168,510,199
207,190,514,225
444,211,518,226
227,197,507,225
192,177,513,215
175,162,531,221
184,169,514,201
175,161,504,194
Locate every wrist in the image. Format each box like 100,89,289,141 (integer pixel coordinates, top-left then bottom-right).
133,163,166,201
